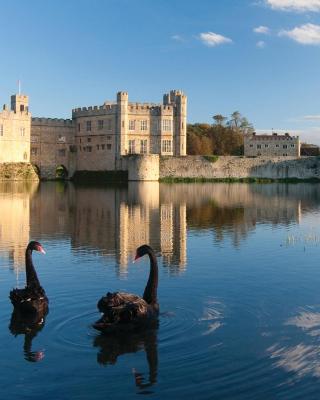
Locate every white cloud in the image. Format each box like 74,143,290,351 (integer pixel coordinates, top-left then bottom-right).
254,25,270,34
199,31,232,47
256,40,266,48
279,23,320,44
265,0,320,12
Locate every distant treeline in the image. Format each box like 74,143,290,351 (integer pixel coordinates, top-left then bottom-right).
187,111,254,156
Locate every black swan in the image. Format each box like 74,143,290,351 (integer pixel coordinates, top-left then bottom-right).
93,244,159,333
9,241,48,315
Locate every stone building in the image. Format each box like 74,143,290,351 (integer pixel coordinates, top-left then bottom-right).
244,133,300,157
29,90,187,178
0,94,31,163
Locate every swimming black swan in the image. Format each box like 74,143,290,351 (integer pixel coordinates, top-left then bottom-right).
9,241,48,315
93,244,159,333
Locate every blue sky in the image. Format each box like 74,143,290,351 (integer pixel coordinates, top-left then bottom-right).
1,0,320,143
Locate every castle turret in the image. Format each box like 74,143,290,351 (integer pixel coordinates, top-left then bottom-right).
11,94,29,114
117,91,128,156
163,90,187,156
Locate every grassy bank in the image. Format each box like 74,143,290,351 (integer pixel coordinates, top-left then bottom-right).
159,176,320,184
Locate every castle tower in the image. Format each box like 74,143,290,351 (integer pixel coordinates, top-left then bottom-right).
11,94,29,113
116,91,128,156
163,90,187,156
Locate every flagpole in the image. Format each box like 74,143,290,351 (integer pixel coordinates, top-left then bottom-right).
18,80,21,95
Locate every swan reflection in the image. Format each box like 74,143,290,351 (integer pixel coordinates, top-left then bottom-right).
93,322,158,392
9,308,48,362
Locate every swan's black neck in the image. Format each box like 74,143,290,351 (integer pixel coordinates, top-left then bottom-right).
142,250,158,305
25,247,41,289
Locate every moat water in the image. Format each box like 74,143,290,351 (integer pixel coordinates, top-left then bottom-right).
1,181,320,399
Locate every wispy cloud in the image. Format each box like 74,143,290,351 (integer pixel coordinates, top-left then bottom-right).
279,23,320,45
265,0,320,12
254,25,270,34
302,115,320,120
256,40,266,48
171,34,184,42
199,31,233,47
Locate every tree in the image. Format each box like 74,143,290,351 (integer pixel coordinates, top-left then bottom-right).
212,114,227,126
229,111,241,130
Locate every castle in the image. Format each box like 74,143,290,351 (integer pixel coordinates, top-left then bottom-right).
0,90,187,179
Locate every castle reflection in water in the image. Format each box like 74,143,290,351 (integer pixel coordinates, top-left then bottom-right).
2,180,320,274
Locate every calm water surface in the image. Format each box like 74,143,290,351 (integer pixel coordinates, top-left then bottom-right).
1,181,320,399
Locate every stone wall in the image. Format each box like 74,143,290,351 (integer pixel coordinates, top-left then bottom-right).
0,163,39,181
31,118,76,179
160,156,320,180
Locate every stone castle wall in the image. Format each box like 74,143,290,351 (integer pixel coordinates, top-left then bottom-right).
31,118,76,179
127,155,160,181
160,156,320,180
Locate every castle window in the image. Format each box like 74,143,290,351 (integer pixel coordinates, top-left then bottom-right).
129,120,135,131
97,144,100,150
87,137,91,142
101,144,105,150
58,149,66,157
140,139,147,154
31,147,38,156
291,144,295,147
276,144,279,147
283,144,288,149
129,140,135,154
265,144,268,148
20,105,25,112
257,144,261,149
87,146,92,152
0,124,3,136
107,119,112,130
98,120,104,130
23,152,28,160
162,140,172,153
162,119,172,132
107,144,111,150
86,121,91,131
141,120,148,131
249,144,253,148
20,127,25,137
78,123,81,132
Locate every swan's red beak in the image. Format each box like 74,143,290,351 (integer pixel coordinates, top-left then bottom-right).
133,253,140,263
38,245,46,255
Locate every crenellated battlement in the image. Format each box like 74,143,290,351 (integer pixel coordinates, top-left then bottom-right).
72,103,117,116
32,117,74,126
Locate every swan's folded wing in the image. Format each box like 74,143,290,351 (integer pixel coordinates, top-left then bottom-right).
98,292,143,313
97,292,149,322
